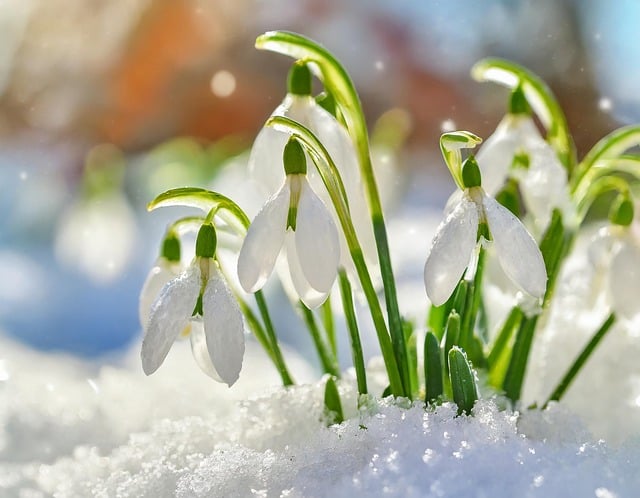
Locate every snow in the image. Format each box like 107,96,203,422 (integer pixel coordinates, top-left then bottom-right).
2,334,640,498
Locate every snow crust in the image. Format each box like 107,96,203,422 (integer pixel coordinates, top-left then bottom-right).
2,336,640,498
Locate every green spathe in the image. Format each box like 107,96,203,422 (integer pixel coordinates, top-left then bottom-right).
462,156,482,189
287,61,312,96
283,138,307,176
195,223,217,259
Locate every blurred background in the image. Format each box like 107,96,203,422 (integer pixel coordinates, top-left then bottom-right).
0,0,637,358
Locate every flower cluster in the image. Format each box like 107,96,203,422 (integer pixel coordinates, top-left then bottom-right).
137,32,640,422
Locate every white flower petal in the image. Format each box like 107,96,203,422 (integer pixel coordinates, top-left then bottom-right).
139,259,180,330
189,320,223,382
141,263,201,375
202,265,245,386
609,240,640,319
286,232,330,308
424,194,479,306
483,193,547,299
476,117,520,195
237,181,290,293
248,126,289,194
295,179,340,293
518,142,569,230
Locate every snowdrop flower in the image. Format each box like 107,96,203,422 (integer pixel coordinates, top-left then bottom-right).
476,87,571,232
141,223,245,386
139,230,182,328
588,198,640,320
249,61,375,271
238,138,340,309
424,156,547,306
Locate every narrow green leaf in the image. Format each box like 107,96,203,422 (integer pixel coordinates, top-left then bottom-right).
443,311,461,376
544,313,616,408
424,332,444,405
324,376,344,425
338,269,367,396
502,317,537,403
449,347,479,415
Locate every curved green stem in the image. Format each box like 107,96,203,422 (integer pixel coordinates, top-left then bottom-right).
439,131,483,189
267,115,404,396
576,175,631,223
571,125,640,193
471,57,576,172
257,31,409,397
148,187,250,232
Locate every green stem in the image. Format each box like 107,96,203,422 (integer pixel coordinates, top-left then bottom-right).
502,316,537,403
571,125,640,193
266,115,404,396
300,303,341,377
338,269,368,395
543,313,616,408
254,291,295,385
321,298,337,357
257,31,410,398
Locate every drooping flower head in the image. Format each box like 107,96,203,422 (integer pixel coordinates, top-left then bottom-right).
141,222,245,386
238,138,340,308
249,61,375,272
139,228,182,328
588,194,640,320
424,155,547,306
476,86,572,234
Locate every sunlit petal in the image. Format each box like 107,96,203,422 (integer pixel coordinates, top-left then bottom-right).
237,181,290,293
202,265,245,386
483,193,547,299
518,142,569,230
424,194,479,306
189,320,223,382
295,179,340,293
248,126,289,195
139,259,180,330
476,117,520,195
141,263,201,375
609,240,640,319
286,232,330,308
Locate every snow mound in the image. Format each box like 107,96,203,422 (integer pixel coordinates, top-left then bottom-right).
2,338,640,498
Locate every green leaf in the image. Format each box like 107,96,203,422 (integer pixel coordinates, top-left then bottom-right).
443,311,461,376
323,376,344,425
448,347,479,415
544,313,616,408
424,331,444,405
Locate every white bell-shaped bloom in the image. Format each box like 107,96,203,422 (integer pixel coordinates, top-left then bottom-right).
237,174,340,309
424,186,547,306
139,257,182,328
476,114,571,232
588,224,640,320
141,258,245,386
249,93,376,272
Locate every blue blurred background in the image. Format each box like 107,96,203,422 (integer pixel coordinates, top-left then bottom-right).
0,0,637,357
